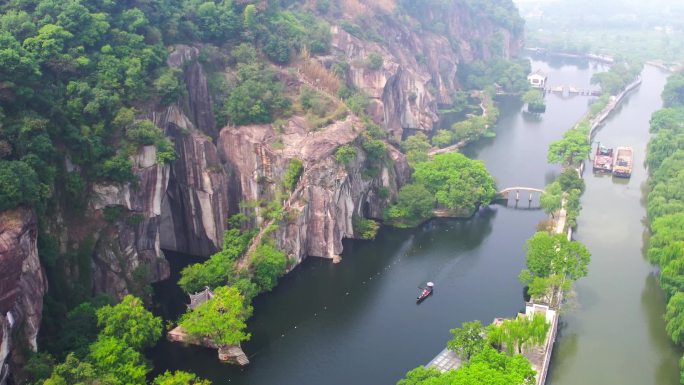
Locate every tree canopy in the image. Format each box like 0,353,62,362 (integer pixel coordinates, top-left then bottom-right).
547,123,591,166
96,295,162,351
413,152,496,212
447,321,487,361
179,286,252,347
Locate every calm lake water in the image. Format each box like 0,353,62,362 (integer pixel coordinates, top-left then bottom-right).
150,60,679,385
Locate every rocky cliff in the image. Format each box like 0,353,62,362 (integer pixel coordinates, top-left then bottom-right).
0,208,46,383
325,1,523,141
220,114,410,261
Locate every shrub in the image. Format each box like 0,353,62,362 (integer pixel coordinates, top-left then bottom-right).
251,244,287,292
366,52,383,70
0,160,41,211
352,215,380,240
282,158,303,191
335,145,357,165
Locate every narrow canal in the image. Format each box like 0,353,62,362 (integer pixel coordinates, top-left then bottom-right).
149,59,651,385
547,65,681,385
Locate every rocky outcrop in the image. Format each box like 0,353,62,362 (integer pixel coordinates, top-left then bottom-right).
328,3,522,142
0,208,46,383
91,145,171,298
155,106,229,257
88,45,230,296
219,115,410,262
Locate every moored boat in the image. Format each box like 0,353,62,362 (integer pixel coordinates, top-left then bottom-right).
613,146,633,178
593,142,614,173
417,282,434,303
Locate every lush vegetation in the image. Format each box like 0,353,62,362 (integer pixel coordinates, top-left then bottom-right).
547,121,591,167
179,286,252,347
27,295,209,385
352,215,380,240
386,153,496,226
398,313,548,385
644,72,684,382
458,58,531,94
519,232,590,307
590,60,642,96
522,89,545,113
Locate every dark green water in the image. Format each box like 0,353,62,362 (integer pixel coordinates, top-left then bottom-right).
150,60,678,384
547,65,681,385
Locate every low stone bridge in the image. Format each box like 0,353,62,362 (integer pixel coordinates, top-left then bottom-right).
498,187,545,199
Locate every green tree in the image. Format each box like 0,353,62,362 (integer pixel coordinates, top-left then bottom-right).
401,132,431,166
519,232,591,303
452,116,488,142
43,353,99,385
454,346,536,385
96,295,162,351
179,286,252,346
648,213,684,265
666,292,684,345
547,124,591,166
558,168,585,192
431,129,454,148
153,371,211,385
662,72,684,108
413,152,496,212
540,181,562,217
386,183,435,225
447,320,487,361
251,244,287,292
335,144,357,166
88,337,148,385
396,366,442,385
0,160,42,211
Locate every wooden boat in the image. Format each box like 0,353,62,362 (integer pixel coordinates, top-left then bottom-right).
613,146,633,178
593,143,614,173
417,282,434,303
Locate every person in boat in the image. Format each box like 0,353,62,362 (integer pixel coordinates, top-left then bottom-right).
419,282,434,298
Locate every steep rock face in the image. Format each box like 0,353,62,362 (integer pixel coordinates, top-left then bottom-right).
0,208,46,382
328,3,522,141
219,116,409,261
89,45,230,296
154,106,229,257
90,145,171,298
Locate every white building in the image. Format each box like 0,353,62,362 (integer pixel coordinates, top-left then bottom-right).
527,70,547,89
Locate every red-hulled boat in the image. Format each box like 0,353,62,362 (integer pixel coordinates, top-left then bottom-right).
417,282,434,303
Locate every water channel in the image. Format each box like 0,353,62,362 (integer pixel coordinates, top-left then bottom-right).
150,59,679,384
547,64,681,385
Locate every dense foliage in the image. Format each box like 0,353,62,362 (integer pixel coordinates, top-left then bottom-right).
547,122,591,166
397,346,536,385
386,153,496,226
519,232,590,307
590,61,642,95
32,295,206,385
179,286,252,347
178,228,256,294
413,153,496,212
645,75,684,381
458,58,531,93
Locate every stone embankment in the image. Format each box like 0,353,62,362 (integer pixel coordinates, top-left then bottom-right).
167,326,249,366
